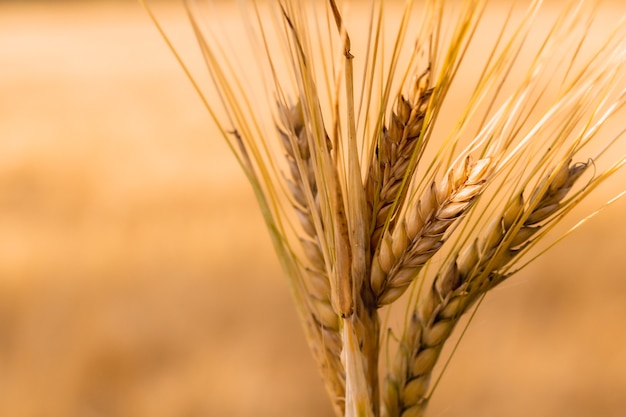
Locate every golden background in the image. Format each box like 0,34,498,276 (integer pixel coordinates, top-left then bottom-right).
1,1,625,416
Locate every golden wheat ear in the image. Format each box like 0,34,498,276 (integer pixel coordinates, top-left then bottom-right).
141,0,626,416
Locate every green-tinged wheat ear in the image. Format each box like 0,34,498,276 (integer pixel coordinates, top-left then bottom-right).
382,159,589,417
277,101,346,415
371,156,492,307
366,67,433,252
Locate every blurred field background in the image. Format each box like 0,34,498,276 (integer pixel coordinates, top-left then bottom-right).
1,1,626,416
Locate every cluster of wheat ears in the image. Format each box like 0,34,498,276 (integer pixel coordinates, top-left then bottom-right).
141,0,626,416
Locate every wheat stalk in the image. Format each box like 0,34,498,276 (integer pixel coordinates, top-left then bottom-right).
140,0,626,415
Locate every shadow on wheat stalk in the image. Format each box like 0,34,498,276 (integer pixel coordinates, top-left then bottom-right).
140,1,626,416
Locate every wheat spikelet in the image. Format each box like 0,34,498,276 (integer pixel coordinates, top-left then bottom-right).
384,159,590,417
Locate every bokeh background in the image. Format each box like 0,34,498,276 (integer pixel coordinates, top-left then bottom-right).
1,1,626,416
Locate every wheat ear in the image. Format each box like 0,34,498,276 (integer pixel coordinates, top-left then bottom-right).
278,98,383,416
366,68,433,252
383,159,589,417
277,101,347,414
371,155,492,306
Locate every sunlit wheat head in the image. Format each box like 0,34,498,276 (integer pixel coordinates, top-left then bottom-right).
141,0,626,416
